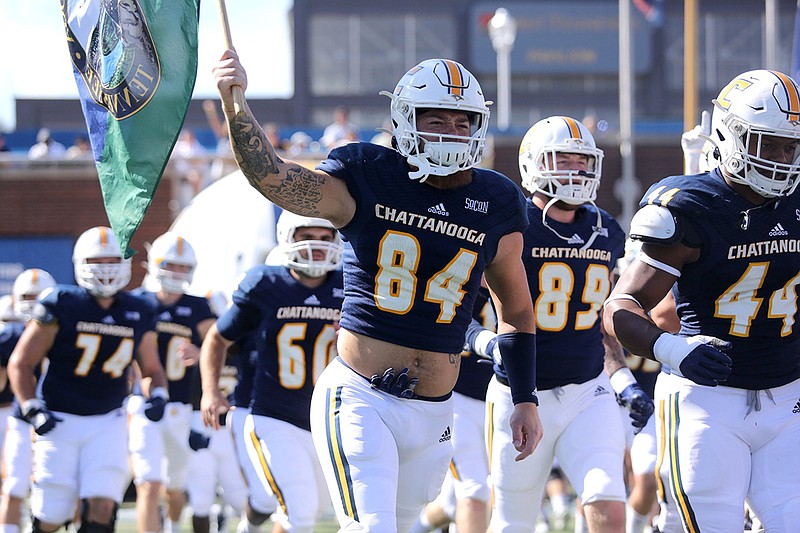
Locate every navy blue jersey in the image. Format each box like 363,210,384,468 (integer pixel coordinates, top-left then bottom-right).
455,288,495,401
216,265,344,431
522,200,625,389
231,334,258,408
0,322,25,404
133,290,216,404
34,286,155,415
318,143,528,354
641,170,800,389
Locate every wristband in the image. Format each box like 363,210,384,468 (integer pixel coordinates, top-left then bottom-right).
609,367,637,395
150,387,170,401
496,332,538,405
21,398,44,418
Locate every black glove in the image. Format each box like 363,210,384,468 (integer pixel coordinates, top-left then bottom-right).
370,367,419,399
653,333,732,386
616,384,655,434
144,388,169,421
22,399,62,436
189,429,211,451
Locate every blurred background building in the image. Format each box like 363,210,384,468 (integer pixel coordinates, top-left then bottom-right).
1,0,796,291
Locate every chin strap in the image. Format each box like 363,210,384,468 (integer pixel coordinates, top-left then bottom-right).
406,154,431,182
541,197,606,251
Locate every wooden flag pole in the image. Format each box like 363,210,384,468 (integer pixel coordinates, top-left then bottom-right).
216,0,245,114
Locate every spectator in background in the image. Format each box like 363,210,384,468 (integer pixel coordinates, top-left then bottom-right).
0,133,10,153
202,99,238,182
319,105,359,151
65,135,92,160
172,128,210,207
286,131,314,158
263,122,288,152
27,128,66,160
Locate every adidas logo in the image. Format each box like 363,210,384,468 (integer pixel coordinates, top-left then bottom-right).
793,400,800,414
593,385,609,397
428,203,449,216
769,223,789,237
102,315,115,324
567,233,585,245
304,295,321,305
439,426,452,443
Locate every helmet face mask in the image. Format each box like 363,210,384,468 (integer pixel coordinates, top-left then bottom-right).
519,116,603,205
710,69,800,198
147,232,197,294
72,226,131,298
276,212,343,278
13,268,56,318
382,59,490,181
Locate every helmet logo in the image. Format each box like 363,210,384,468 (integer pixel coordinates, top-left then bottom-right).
716,79,753,111
434,60,470,97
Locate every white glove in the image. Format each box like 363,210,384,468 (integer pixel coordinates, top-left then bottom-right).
681,110,711,174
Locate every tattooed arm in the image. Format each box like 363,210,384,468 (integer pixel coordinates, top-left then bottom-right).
213,50,356,228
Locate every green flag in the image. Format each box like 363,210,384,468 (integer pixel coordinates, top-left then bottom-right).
62,0,200,258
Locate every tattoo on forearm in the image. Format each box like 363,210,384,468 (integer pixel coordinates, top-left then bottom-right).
449,353,459,364
228,112,324,216
229,113,280,179
264,167,325,216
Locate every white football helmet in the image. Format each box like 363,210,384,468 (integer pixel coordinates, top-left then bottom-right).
519,116,604,204
72,226,131,298
276,212,343,278
147,232,197,293
13,268,56,318
381,59,490,181
709,69,800,198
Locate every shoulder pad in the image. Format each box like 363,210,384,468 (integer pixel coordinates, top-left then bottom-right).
628,205,683,244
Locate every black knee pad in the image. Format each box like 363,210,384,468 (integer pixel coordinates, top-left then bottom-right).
31,516,63,533
77,500,118,533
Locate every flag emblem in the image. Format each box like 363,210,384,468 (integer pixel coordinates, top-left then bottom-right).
63,0,160,120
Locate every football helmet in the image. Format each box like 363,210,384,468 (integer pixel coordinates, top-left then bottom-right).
519,116,604,204
709,69,800,198
13,268,56,318
147,232,197,293
380,59,490,181
72,226,131,298
276,212,343,278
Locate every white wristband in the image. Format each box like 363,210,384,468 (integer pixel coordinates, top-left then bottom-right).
21,398,44,417
150,387,169,401
609,367,637,394
652,332,695,377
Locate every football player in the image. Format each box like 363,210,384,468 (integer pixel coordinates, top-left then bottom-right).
128,233,217,533
211,53,542,531
0,269,57,533
467,116,651,532
604,69,800,531
8,226,168,533
200,212,344,533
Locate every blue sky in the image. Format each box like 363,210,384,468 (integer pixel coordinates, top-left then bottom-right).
0,1,293,131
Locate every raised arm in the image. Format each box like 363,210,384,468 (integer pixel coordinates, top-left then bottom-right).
213,50,356,228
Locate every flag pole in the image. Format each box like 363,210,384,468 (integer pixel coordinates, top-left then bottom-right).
216,0,244,113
